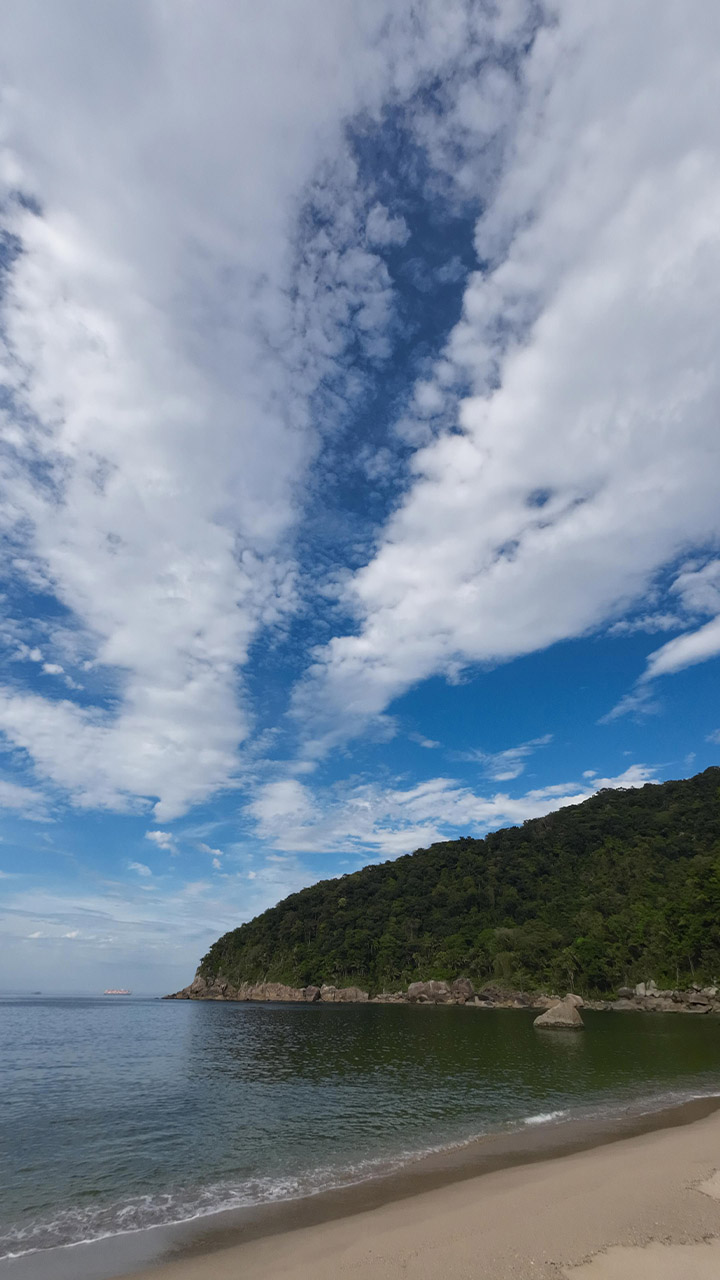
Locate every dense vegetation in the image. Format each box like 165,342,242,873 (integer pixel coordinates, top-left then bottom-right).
201,768,720,995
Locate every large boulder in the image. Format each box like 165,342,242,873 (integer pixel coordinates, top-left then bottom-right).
450,977,475,1003
303,985,321,1003
533,997,584,1029
319,984,369,1002
564,992,584,1008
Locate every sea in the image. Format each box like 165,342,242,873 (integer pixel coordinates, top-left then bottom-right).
1,996,719,1276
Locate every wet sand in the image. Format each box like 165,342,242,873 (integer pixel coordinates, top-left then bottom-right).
124,1102,720,1279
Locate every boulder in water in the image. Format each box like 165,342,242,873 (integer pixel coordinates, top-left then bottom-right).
533,997,584,1029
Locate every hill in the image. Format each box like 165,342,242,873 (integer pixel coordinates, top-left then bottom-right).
199,767,720,995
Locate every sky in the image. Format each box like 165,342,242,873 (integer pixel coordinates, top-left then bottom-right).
0,1,719,995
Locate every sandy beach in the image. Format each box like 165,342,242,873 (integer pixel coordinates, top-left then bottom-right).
111,1104,720,1280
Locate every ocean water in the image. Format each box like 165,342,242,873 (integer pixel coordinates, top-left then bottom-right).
1,997,719,1263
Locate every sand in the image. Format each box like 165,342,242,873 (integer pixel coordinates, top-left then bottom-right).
119,1107,720,1280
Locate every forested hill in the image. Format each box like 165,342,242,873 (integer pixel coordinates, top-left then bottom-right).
200,768,720,995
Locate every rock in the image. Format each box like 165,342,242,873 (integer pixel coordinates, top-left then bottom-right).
646,979,659,996
702,986,718,998
335,986,369,1002
450,978,475,1003
247,982,307,1002
617,987,634,999
564,992,584,1007
610,998,638,1010
303,985,321,1002
634,982,646,998
319,984,368,1002
687,991,711,1008
649,997,677,1012
533,997,584,1029
532,995,559,1010
407,980,452,1004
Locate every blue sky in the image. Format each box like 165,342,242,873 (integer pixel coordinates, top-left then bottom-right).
0,1,719,994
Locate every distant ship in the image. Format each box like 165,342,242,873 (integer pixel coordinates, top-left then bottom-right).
103,988,131,995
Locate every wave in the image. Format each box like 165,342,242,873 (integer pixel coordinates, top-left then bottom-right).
522,1109,568,1125
3,1087,719,1261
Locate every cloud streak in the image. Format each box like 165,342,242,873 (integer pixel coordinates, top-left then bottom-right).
294,3,720,752
0,0,537,818
247,764,655,858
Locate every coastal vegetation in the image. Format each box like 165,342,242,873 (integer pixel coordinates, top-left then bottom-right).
200,768,720,996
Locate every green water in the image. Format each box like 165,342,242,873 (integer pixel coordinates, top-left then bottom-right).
2,998,719,1263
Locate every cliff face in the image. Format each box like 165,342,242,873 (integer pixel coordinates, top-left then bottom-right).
165,973,369,1003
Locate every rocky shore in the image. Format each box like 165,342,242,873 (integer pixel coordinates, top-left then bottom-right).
164,973,720,1014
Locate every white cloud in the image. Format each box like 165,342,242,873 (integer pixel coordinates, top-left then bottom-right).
247,779,317,830
365,203,410,248
0,777,52,820
127,861,152,878
0,0,536,820
671,559,720,617
603,558,720,713
607,614,680,637
3,871,314,991
408,732,441,749
460,733,552,781
599,683,661,724
294,3,720,750
199,843,223,858
247,763,655,858
642,615,720,682
41,662,64,676
145,830,177,854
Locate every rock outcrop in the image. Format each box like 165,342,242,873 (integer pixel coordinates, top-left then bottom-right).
164,971,720,1016
533,996,585,1029
319,984,369,1003
165,973,368,1003
450,977,475,1003
407,980,452,1004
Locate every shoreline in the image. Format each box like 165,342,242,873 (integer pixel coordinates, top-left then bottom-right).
4,1092,720,1280
167,973,720,1016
